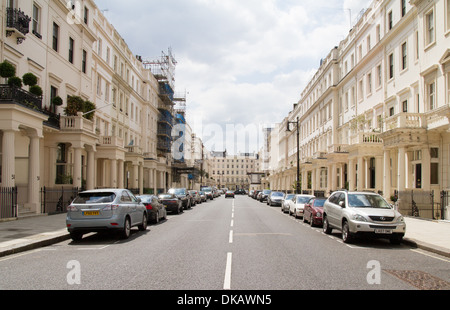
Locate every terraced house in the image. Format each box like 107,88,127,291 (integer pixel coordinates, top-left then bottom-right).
0,0,195,218
267,0,450,219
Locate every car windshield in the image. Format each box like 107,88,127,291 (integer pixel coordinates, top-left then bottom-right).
73,192,116,204
169,188,185,195
136,196,153,203
313,199,326,207
347,194,391,209
272,192,284,197
296,196,311,203
263,190,271,194
202,187,212,192
159,194,175,199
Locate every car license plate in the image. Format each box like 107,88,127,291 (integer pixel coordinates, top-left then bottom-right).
83,211,99,216
375,229,392,234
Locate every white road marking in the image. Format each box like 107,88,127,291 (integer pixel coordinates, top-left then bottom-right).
229,230,233,243
224,252,233,290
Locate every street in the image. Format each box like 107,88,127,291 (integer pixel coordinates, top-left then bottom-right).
0,195,449,291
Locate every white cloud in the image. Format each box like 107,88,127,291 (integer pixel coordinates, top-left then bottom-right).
95,0,371,153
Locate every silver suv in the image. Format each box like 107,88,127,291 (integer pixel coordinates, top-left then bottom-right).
322,191,406,244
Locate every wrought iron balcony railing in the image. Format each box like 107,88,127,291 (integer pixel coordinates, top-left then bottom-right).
0,84,42,110
6,8,31,43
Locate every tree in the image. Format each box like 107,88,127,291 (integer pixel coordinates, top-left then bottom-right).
0,61,16,79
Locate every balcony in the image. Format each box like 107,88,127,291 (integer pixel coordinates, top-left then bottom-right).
0,85,42,110
60,113,95,133
384,113,426,132
5,8,31,44
350,132,383,145
99,136,124,148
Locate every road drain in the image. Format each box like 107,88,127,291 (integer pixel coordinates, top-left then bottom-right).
384,270,450,290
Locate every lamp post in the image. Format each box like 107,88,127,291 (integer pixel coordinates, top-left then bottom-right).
287,116,301,194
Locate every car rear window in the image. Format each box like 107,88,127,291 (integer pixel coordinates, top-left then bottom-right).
313,199,326,207
73,192,116,204
159,194,175,199
272,192,284,197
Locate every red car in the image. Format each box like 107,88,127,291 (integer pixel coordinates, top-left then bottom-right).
303,197,327,227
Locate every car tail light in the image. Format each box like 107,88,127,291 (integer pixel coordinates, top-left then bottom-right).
67,205,77,212
145,203,153,210
168,200,177,203
102,204,119,211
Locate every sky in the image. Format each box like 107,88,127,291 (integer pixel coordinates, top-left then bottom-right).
94,0,372,155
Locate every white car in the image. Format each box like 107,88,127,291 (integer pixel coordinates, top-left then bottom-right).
289,194,315,218
323,191,406,244
281,194,295,213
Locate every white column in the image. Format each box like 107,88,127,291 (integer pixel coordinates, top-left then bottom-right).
111,159,117,189
384,150,391,198
139,163,144,195
398,147,406,191
27,135,40,212
118,160,124,188
422,148,431,191
86,149,95,190
73,147,83,189
348,159,355,191
2,130,16,188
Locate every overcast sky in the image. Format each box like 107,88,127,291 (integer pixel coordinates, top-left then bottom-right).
94,0,372,155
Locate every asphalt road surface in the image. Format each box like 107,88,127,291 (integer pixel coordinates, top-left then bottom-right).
0,195,449,291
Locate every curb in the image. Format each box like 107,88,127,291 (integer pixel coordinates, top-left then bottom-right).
0,232,71,259
402,238,450,258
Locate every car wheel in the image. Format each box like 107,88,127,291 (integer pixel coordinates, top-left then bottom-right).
70,231,83,241
323,215,332,234
121,217,131,239
342,220,353,243
138,213,148,231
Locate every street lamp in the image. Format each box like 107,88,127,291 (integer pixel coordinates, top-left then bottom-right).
287,116,301,194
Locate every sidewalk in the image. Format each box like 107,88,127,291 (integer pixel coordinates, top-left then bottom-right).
0,213,449,258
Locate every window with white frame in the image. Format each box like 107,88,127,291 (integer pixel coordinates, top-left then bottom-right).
401,42,408,71
367,73,372,95
447,0,450,32
32,3,41,37
428,81,436,111
425,9,435,46
389,53,394,80
376,65,382,88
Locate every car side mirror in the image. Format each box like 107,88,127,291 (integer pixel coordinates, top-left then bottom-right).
339,201,345,207
137,198,141,203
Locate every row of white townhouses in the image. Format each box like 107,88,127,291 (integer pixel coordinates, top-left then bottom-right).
265,0,450,219
0,0,212,218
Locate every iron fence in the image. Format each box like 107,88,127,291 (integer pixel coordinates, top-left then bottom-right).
396,190,444,220
40,187,80,214
0,187,18,219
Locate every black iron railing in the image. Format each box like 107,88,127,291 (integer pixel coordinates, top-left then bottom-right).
0,85,42,110
6,8,31,36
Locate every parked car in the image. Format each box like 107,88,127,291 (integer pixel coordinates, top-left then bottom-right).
259,189,272,202
322,191,406,244
158,193,183,214
168,188,192,209
189,190,202,204
136,195,167,224
252,190,261,199
303,197,327,227
289,194,315,218
249,190,254,197
267,191,284,206
202,187,214,200
199,191,207,202
225,190,235,198
66,189,148,241
281,194,295,213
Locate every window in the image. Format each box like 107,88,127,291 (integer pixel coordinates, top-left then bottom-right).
359,79,364,101
389,53,394,79
388,11,393,30
69,37,74,64
376,25,381,42
82,50,87,74
84,6,89,25
402,100,408,112
414,31,419,60
376,65,382,88
447,0,450,31
389,107,395,116
425,10,435,46
52,22,59,52
428,81,436,110
402,0,407,17
32,3,41,38
367,73,372,95
401,42,407,70
430,148,439,159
